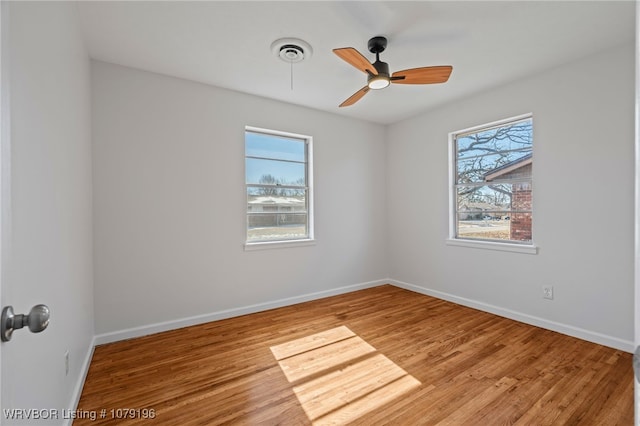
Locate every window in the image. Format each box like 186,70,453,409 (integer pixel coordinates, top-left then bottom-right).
245,127,313,245
449,114,533,249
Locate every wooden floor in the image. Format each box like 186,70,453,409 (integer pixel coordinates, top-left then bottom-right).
76,285,634,425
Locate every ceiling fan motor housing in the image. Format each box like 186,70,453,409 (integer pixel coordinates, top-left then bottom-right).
367,60,390,89
367,36,391,89
373,60,389,76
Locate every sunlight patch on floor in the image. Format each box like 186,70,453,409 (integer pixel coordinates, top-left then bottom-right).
270,326,421,424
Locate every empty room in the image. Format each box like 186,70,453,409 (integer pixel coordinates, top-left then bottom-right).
0,1,638,425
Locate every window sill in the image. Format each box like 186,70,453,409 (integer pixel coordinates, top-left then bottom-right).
244,238,316,251
446,238,538,255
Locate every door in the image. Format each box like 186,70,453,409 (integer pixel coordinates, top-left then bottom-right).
0,0,7,413
0,3,95,423
0,3,57,419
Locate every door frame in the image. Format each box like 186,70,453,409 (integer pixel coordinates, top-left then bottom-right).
635,1,639,424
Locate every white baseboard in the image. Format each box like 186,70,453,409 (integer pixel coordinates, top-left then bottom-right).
389,279,634,353
94,279,387,345
93,278,634,352
64,335,96,426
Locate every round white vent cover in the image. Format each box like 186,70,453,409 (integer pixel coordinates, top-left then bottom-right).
271,38,313,63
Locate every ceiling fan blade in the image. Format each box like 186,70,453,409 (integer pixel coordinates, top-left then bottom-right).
339,86,370,107
391,65,453,84
333,48,378,75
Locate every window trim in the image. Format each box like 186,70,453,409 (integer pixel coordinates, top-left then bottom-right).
244,126,314,250
448,113,538,254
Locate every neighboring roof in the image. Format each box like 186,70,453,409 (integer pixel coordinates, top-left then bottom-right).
248,196,304,206
484,154,532,182
459,202,507,211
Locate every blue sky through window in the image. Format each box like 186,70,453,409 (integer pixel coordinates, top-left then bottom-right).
456,119,532,160
245,131,307,186
456,119,532,183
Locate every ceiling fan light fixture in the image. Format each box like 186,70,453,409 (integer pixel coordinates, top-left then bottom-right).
368,75,390,90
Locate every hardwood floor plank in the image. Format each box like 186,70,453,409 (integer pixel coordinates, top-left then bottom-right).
271,325,356,360
75,285,633,425
433,376,520,425
313,374,421,425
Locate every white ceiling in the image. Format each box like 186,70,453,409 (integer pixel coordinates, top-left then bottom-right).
76,1,635,125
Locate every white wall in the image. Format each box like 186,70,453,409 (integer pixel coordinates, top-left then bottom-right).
91,61,388,336
387,43,635,351
2,1,94,422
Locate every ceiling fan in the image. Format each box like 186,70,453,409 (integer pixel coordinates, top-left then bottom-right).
333,36,453,107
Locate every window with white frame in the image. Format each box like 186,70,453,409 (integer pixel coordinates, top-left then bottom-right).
245,127,313,244
450,114,533,245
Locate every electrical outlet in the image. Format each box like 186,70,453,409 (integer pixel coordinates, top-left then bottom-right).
543,285,554,300
65,351,69,376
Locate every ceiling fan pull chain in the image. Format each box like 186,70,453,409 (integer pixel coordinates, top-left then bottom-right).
270,39,311,91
